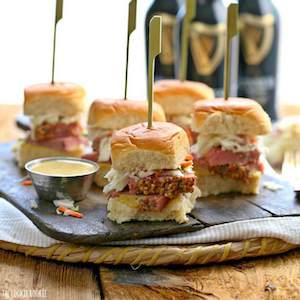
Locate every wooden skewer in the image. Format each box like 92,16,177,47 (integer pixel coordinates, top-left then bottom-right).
51,0,63,84
124,0,137,100
179,0,196,82
147,16,162,129
223,3,238,100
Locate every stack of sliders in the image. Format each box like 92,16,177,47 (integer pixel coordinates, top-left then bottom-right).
16,83,87,168
103,122,201,224
154,80,214,142
85,100,166,187
191,98,272,196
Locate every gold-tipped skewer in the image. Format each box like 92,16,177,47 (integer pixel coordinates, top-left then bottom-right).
223,3,238,100
124,0,137,100
179,0,196,81
51,0,63,84
147,16,162,128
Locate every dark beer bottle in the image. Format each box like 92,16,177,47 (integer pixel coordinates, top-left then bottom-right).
238,0,279,120
145,0,179,80
175,0,227,97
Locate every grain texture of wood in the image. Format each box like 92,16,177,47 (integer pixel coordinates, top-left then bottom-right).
0,249,101,300
100,249,300,300
191,191,272,225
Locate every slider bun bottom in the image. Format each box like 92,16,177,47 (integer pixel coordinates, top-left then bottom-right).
16,141,84,168
107,194,196,224
194,164,261,197
94,162,111,188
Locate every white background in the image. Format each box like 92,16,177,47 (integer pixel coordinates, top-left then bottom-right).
0,0,296,106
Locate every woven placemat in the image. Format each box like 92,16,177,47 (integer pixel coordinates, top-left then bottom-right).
0,238,298,266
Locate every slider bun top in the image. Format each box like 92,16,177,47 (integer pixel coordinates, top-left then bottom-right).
88,99,166,130
192,97,272,136
154,79,214,116
111,122,189,172
24,82,86,117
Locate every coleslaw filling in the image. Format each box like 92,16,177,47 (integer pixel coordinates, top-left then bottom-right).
191,134,263,157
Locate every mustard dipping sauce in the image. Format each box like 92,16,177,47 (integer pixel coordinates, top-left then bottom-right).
30,160,97,177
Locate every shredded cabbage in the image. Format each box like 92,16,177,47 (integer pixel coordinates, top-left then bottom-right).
103,169,129,194
88,128,112,141
192,134,260,157
98,136,112,162
32,114,81,127
103,167,194,194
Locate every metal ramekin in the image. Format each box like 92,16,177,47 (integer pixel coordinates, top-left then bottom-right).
25,157,99,202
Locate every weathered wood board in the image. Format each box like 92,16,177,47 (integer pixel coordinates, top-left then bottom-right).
0,143,298,246
0,143,204,244
192,193,272,225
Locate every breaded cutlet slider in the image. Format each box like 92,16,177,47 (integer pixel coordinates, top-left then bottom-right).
103,122,201,224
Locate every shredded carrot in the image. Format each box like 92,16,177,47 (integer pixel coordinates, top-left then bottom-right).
22,179,32,186
57,206,83,218
185,154,193,161
181,160,193,168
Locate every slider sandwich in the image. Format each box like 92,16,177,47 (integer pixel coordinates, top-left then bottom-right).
103,122,201,224
86,100,166,187
154,80,214,142
191,98,271,196
16,83,87,168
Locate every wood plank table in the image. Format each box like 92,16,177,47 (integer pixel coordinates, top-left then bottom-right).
1,104,300,300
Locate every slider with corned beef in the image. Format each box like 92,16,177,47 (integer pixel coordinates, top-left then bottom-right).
154,79,214,143
85,100,166,187
16,83,87,168
103,122,201,224
191,98,272,196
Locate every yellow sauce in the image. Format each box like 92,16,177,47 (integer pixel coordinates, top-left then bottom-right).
31,160,96,177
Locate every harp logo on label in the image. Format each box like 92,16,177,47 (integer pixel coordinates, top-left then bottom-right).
158,13,177,65
240,13,275,65
190,22,226,76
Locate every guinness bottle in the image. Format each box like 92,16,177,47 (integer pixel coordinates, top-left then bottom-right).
238,0,279,120
145,0,179,79
176,0,227,97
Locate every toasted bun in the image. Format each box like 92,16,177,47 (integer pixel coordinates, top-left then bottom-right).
24,82,86,117
16,141,84,168
107,192,197,224
111,122,189,172
94,162,111,188
194,164,260,196
154,80,214,116
88,99,166,129
192,97,272,136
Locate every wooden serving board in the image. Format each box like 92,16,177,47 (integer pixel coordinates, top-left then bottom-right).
0,143,298,246
0,143,204,244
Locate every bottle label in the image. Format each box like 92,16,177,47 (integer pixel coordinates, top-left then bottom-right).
239,75,275,106
240,13,275,65
189,22,226,76
157,13,177,65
